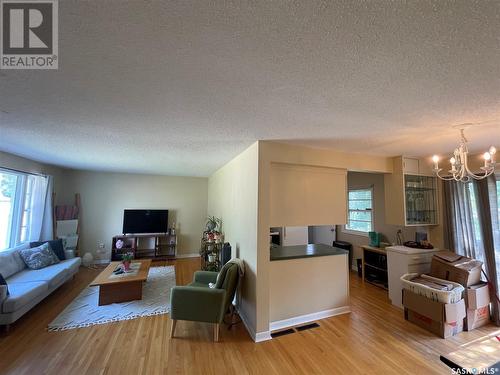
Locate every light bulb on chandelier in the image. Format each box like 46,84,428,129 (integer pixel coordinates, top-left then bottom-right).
431,126,497,182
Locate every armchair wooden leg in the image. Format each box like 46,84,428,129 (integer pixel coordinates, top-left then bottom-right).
170,319,177,338
213,323,220,342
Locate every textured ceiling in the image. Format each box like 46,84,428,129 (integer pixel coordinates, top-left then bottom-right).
1,0,499,176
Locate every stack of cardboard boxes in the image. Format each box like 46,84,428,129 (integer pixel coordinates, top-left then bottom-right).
402,251,490,338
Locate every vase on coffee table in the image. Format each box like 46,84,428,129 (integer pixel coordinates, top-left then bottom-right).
123,261,131,271
121,252,134,272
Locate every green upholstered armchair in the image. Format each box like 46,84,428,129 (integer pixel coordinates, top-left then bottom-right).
170,262,239,342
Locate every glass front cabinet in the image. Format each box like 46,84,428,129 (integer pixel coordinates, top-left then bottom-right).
384,156,439,227
404,174,438,225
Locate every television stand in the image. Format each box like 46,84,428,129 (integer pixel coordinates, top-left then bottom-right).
111,233,177,261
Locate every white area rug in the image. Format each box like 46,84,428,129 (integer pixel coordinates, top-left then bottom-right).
48,266,175,331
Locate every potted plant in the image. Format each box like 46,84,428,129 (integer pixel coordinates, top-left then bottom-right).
205,216,218,232
121,252,134,271
205,216,223,242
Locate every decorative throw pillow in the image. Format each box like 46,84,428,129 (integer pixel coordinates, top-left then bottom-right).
0,273,8,303
19,243,60,270
30,239,66,261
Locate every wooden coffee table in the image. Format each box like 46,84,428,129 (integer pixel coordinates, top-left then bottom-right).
90,259,152,306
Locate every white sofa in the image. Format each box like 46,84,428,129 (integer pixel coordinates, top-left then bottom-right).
0,243,81,327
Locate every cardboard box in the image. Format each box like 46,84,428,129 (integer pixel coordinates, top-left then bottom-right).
466,306,490,330
467,282,490,310
402,289,465,338
465,282,491,330
429,251,482,287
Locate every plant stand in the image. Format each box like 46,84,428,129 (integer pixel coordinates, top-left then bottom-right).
200,239,223,271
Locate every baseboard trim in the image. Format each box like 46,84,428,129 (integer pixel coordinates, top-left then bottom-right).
269,306,351,332
235,306,271,343
175,253,200,259
255,330,272,342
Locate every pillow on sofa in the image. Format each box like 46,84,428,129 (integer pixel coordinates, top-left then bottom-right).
30,239,66,261
0,246,27,279
19,243,60,270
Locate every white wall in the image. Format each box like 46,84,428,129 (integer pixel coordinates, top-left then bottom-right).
207,142,259,339
60,170,208,258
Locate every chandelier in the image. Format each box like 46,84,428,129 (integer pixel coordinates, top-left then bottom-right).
432,125,497,182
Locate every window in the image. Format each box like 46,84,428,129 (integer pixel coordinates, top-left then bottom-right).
344,188,373,235
0,169,41,251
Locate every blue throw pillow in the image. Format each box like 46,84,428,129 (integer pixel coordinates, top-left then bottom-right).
30,239,66,261
0,273,8,296
19,243,60,270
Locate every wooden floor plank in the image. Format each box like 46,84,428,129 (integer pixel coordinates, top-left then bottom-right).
1,257,499,374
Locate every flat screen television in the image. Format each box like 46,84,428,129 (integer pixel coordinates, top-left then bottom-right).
122,209,169,234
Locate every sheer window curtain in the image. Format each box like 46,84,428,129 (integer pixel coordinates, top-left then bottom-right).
26,175,53,242
443,176,500,326
40,175,54,241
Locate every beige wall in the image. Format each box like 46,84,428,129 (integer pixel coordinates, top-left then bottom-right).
0,151,67,201
60,170,208,258
269,254,349,325
207,142,260,337
336,172,421,268
270,163,347,227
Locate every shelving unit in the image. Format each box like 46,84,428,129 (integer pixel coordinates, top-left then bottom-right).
361,245,388,290
200,239,223,272
111,233,177,261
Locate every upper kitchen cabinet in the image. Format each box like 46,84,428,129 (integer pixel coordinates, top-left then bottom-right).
269,163,347,227
384,157,439,226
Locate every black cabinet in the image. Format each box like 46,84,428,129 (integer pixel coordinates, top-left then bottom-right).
362,246,388,290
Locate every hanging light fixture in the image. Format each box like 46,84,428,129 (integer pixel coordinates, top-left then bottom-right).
431,124,497,182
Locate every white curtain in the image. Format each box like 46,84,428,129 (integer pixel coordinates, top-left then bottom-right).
26,175,49,242
40,175,54,241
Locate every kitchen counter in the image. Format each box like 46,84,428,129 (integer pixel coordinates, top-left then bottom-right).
269,243,350,331
270,243,348,261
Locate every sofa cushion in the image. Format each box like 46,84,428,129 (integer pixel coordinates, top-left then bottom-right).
19,243,60,270
8,262,69,289
30,239,66,261
1,281,47,313
0,286,7,304
0,273,8,295
0,246,28,278
59,257,81,275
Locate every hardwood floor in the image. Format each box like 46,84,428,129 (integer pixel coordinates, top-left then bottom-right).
1,258,498,374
